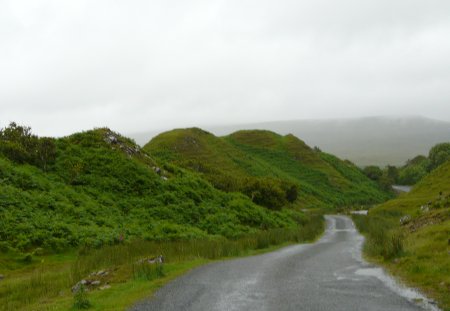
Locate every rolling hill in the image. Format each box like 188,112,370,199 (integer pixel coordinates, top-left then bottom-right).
144,128,390,210
131,116,450,167
0,125,307,253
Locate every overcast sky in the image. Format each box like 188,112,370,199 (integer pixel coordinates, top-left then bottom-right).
1,0,450,137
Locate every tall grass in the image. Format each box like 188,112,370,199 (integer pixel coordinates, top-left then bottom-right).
0,214,323,311
352,214,404,260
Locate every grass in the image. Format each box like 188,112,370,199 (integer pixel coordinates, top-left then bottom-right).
0,213,324,311
352,215,404,260
0,127,313,253
352,160,450,311
145,128,391,210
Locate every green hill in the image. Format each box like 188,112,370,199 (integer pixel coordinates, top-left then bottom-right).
0,124,306,254
354,160,450,309
145,128,390,210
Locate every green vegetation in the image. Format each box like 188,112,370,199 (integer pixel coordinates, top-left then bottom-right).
0,123,393,310
364,142,450,186
73,283,91,309
0,123,329,310
396,155,430,185
0,215,324,310
145,128,390,210
353,160,450,310
0,124,310,253
362,165,399,190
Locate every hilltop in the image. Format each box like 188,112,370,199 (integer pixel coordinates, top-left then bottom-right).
0,124,306,254
144,128,390,210
131,116,450,166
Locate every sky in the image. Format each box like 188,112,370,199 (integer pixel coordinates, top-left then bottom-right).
1,0,450,137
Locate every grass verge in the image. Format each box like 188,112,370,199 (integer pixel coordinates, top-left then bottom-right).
352,212,450,311
0,213,324,311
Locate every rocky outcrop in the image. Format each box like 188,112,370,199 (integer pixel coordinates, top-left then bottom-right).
71,269,111,293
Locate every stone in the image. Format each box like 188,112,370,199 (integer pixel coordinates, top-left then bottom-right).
91,280,101,286
153,167,162,175
72,280,88,293
0,274,4,281
420,205,429,212
137,255,165,265
99,284,111,291
399,215,411,225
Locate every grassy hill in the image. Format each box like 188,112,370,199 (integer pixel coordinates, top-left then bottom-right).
353,161,450,310
145,128,390,210
131,116,450,166
0,124,328,310
0,125,308,254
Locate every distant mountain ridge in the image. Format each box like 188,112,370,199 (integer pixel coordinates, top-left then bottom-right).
131,116,450,167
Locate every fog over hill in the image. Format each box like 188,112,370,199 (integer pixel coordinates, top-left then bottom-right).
130,116,450,167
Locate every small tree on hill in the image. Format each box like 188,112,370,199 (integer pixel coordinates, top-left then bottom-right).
37,137,57,171
428,143,450,171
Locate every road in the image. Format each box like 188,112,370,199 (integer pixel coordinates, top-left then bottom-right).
392,185,413,193
130,215,438,311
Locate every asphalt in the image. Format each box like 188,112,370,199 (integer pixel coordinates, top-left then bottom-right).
129,215,437,311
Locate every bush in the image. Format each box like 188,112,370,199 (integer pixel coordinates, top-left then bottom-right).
132,262,165,281
352,215,404,260
428,143,450,171
73,284,91,309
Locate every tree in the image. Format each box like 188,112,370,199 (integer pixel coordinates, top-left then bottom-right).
0,123,57,171
362,166,383,181
386,165,399,183
428,143,450,171
398,165,426,185
37,138,56,171
242,177,286,210
0,122,38,163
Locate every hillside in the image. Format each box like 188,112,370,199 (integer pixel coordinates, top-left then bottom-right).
0,125,306,254
132,116,450,166
354,160,450,309
144,128,390,210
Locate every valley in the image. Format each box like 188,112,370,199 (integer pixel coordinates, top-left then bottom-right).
0,123,448,310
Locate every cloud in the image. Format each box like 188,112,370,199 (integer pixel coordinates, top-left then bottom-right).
1,0,450,136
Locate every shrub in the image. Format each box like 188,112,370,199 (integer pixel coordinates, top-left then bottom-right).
352,215,404,260
73,284,91,309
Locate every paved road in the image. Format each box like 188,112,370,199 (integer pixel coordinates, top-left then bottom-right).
130,216,437,311
392,185,413,193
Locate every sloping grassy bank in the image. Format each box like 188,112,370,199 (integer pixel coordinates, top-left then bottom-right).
145,128,391,210
352,161,450,311
0,213,324,311
0,127,309,253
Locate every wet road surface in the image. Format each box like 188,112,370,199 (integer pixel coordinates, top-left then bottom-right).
130,215,438,311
